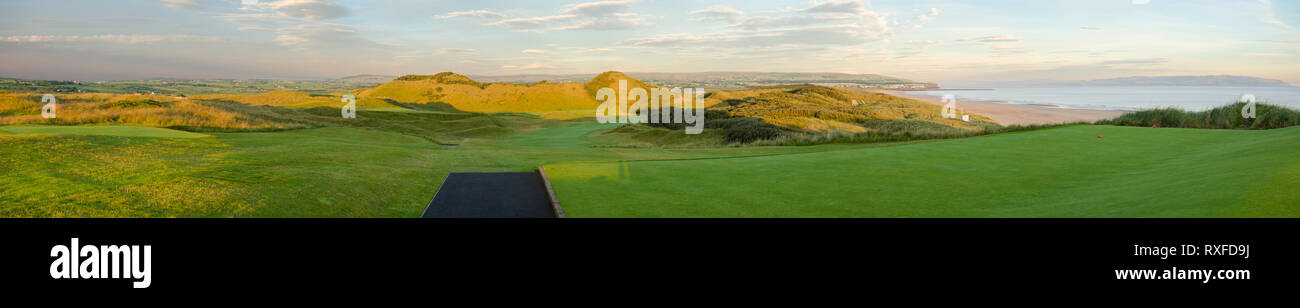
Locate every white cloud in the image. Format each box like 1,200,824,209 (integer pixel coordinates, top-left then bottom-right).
690,5,744,23
522,49,548,54
799,0,867,15
436,48,478,56
913,8,940,29
562,1,631,17
245,0,350,20
958,35,1024,42
462,0,652,33
1080,26,1103,30
435,10,507,19
1260,0,1295,30
274,23,382,51
501,63,551,70
1,34,220,44
144,0,200,9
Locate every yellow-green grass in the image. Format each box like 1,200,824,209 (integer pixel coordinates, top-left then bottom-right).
0,126,441,217
0,125,209,138
708,84,998,133
0,121,893,217
0,93,315,130
544,125,1300,217
192,90,403,109
356,71,655,114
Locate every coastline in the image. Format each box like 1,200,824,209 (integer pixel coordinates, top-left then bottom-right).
883,90,1126,126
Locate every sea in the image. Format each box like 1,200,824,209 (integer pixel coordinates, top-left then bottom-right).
914,86,1300,111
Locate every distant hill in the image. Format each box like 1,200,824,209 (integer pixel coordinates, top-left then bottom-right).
470,72,936,90
705,84,997,134
337,74,396,83
356,71,655,113
952,75,1291,88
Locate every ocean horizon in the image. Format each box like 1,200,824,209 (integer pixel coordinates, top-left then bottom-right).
915,86,1300,111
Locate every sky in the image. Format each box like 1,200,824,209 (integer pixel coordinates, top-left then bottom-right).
1,0,1297,84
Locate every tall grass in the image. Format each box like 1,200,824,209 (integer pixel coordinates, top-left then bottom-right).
752,121,1085,146
0,93,317,130
1097,102,1300,129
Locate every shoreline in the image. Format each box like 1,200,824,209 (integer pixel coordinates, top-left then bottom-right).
883,91,1126,126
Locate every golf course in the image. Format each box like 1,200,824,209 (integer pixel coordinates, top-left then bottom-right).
544,124,1300,217
2,73,1297,217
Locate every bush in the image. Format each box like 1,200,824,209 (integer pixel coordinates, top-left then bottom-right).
1097,102,1300,129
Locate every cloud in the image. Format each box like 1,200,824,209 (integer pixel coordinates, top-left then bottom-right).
799,0,867,15
690,5,744,23
1098,58,1168,66
1259,0,1295,30
627,0,890,51
1,34,221,44
522,49,548,54
464,0,651,32
435,10,507,19
501,63,551,70
912,8,940,28
143,0,201,9
552,13,650,30
574,48,616,54
1080,26,1102,30
435,48,478,56
486,15,579,31
246,0,350,20
274,23,383,51
958,35,1023,42
562,1,631,17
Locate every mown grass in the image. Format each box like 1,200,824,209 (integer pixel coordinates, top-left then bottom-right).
544,125,1300,217
1097,102,1300,129
0,126,444,217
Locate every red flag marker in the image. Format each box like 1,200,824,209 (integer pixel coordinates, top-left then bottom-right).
1098,135,1103,138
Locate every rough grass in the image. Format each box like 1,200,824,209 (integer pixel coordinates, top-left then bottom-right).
0,93,316,130
545,125,1300,217
0,125,209,138
642,86,1006,145
356,71,655,114
1097,102,1300,129
707,85,997,132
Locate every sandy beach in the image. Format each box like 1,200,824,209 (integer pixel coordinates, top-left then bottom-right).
884,91,1126,126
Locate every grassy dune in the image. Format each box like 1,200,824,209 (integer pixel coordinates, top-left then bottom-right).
356,71,653,114
192,90,403,109
544,125,1300,217
0,93,317,130
707,84,997,132
1098,102,1300,129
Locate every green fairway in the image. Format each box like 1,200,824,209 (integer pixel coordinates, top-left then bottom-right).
0,125,210,138
0,123,887,217
0,126,443,217
544,125,1300,217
